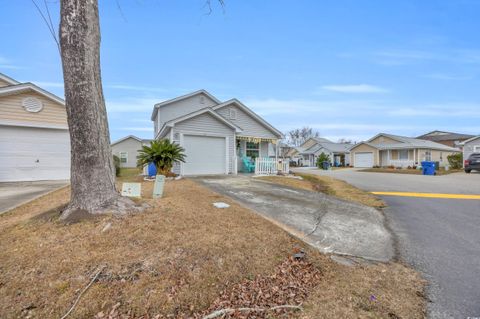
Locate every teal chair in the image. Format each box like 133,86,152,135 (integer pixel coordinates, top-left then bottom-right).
242,157,255,173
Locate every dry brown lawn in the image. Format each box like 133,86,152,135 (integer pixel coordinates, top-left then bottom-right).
0,176,425,318
259,174,386,208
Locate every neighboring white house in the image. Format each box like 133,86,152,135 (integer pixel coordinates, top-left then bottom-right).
349,133,460,168
151,90,283,175
285,137,351,167
461,136,480,166
300,139,352,167
111,135,153,168
0,72,70,182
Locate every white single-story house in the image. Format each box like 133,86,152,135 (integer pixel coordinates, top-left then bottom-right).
349,133,460,168
111,135,153,168
286,137,351,167
0,72,70,182
461,136,480,165
151,90,283,175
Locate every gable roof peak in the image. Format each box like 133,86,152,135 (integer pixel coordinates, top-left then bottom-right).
0,72,20,86
151,89,221,120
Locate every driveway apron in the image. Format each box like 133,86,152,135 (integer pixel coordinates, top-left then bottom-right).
194,175,394,262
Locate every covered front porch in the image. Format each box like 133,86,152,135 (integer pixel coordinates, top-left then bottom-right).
379,149,426,168
235,136,289,175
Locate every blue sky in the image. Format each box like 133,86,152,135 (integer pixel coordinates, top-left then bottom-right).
1,0,479,142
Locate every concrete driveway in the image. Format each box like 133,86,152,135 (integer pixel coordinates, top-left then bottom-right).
294,168,480,319
0,181,68,214
194,175,394,262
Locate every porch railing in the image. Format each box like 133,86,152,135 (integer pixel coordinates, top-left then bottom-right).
254,158,290,175
388,160,415,168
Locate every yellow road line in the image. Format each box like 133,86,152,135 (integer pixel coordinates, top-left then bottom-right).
371,191,480,200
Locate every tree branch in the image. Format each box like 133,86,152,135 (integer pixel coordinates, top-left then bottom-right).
60,265,106,319
30,0,60,52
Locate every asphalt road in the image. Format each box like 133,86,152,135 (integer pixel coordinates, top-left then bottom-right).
295,168,480,318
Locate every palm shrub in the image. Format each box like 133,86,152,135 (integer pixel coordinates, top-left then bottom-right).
137,140,186,175
316,152,331,169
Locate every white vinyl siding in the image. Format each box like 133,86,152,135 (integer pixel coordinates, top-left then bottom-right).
463,138,480,165
172,112,235,175
112,138,143,168
155,93,218,130
215,104,278,139
0,125,70,182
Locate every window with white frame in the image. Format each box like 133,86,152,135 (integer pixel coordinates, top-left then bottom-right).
246,142,259,158
399,149,409,160
119,152,128,163
474,145,480,152
424,150,432,161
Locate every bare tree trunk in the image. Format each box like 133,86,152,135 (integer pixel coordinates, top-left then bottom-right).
59,0,130,219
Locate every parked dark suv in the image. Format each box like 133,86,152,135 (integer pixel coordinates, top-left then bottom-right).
465,153,480,173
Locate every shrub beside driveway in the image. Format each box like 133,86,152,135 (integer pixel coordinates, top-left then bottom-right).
0,175,425,318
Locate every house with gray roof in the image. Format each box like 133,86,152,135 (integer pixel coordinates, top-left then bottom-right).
349,133,460,168
151,90,283,175
286,137,352,167
111,135,153,168
417,130,475,149
461,136,480,166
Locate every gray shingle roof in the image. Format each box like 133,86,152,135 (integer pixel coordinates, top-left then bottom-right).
367,133,460,151
417,130,475,142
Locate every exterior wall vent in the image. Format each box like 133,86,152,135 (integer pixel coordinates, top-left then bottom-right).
22,97,44,113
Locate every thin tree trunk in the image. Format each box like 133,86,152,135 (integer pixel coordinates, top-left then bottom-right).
59,0,128,218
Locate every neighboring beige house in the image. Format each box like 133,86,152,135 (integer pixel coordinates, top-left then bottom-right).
0,72,70,182
111,135,152,168
349,133,460,168
152,90,283,175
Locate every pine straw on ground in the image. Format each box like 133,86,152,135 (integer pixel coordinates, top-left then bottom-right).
258,174,386,208
0,178,425,318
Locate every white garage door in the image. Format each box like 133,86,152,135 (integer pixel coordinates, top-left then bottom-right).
0,126,70,182
183,135,226,175
354,152,374,168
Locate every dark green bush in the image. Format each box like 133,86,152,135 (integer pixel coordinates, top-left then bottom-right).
316,152,331,169
447,153,463,169
113,155,121,177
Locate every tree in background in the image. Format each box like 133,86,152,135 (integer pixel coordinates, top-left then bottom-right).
286,126,320,146
337,138,353,144
316,152,331,169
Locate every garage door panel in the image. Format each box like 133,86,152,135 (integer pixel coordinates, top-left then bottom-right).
183,135,226,175
354,152,374,168
0,126,70,182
